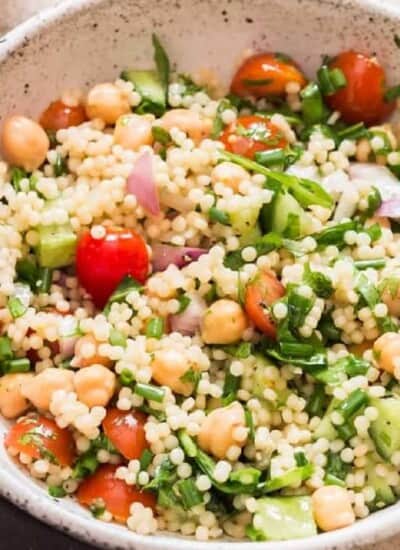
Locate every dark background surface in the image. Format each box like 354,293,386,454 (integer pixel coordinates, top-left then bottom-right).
0,496,95,550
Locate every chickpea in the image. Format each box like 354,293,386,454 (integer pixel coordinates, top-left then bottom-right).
74,365,116,408
312,486,355,532
151,349,197,396
198,401,247,459
211,162,249,192
71,334,112,368
381,281,400,317
373,332,400,374
114,114,154,151
85,83,131,125
1,115,49,171
159,109,211,142
22,368,74,411
0,373,34,418
201,299,247,344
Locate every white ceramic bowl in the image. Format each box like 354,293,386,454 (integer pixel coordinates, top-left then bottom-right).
1,0,400,548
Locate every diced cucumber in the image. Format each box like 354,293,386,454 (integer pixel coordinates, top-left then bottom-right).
260,192,313,238
249,496,317,541
369,397,400,461
365,454,396,509
37,223,77,268
312,398,338,441
121,70,166,116
230,204,262,246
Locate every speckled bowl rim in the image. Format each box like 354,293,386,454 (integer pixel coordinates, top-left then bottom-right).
1,0,400,549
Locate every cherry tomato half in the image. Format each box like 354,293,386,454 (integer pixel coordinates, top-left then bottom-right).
231,53,307,98
244,268,285,339
76,226,149,309
40,100,88,131
77,464,156,522
220,115,288,159
102,408,149,460
5,414,75,466
326,50,395,125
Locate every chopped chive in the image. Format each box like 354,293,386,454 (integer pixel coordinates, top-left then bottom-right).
354,258,386,270
385,85,400,103
336,422,356,441
0,337,13,361
209,206,231,226
324,473,346,487
294,451,308,467
306,384,326,417
146,317,165,339
7,296,27,319
300,81,329,125
176,293,191,313
139,449,154,470
317,66,336,95
336,388,368,420
329,68,347,90
53,153,68,177
10,166,28,191
36,267,53,293
119,368,134,386
109,328,127,347
178,429,198,458
48,485,66,498
134,382,165,403
5,358,31,374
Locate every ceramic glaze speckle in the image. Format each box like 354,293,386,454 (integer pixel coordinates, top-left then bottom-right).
1,1,400,548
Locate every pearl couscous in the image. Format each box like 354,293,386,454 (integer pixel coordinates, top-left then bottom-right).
2,37,400,542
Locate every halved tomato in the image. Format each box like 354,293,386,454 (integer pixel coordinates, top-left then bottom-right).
244,268,285,339
77,464,156,522
5,414,75,466
102,408,149,461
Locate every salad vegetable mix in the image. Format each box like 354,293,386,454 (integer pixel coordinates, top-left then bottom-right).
1,37,400,541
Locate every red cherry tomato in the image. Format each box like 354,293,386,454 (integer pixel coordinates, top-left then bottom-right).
244,268,285,339
326,50,395,124
76,227,149,308
77,464,156,522
102,408,149,460
231,53,307,98
40,100,88,131
5,415,75,466
220,115,288,159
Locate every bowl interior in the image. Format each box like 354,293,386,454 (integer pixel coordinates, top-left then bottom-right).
1,0,400,548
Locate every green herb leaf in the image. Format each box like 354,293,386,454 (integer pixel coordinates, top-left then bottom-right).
152,126,171,145
7,296,27,319
152,34,170,99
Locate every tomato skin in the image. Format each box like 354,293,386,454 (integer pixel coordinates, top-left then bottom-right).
5,414,75,466
40,100,88,131
77,464,156,522
102,408,149,460
244,269,285,339
326,51,395,125
220,115,288,159
76,227,149,308
231,53,307,98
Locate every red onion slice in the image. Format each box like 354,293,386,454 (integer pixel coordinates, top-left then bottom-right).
377,199,400,218
152,244,207,272
169,294,207,336
127,151,160,216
